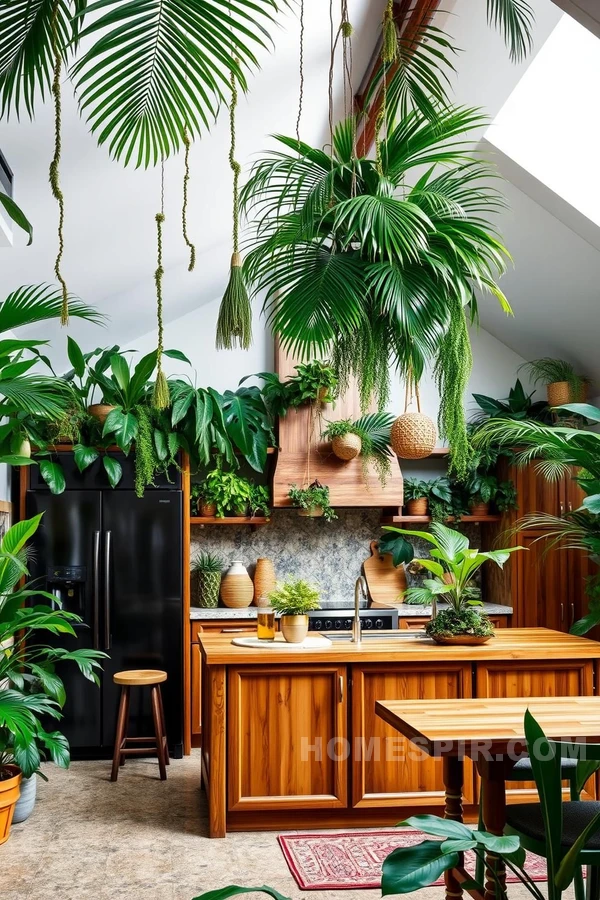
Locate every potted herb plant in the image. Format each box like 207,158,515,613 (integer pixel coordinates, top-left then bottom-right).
386,522,522,644
192,552,223,608
202,465,253,518
288,481,337,521
286,361,338,407
268,578,321,643
521,358,590,408
322,413,396,486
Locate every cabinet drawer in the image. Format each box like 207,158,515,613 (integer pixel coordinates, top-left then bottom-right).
191,619,257,642
399,617,430,630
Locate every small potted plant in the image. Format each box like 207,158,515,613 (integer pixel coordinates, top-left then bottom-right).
286,361,338,406
249,484,271,519
191,484,218,517
202,465,253,518
322,413,395,485
402,478,430,516
268,578,321,642
521,358,590,408
385,522,522,644
192,552,223,608
288,480,337,521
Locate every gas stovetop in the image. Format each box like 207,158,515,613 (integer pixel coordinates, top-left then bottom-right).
307,608,398,632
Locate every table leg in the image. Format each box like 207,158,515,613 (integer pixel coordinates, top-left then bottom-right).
208,665,227,838
443,755,464,900
480,758,508,900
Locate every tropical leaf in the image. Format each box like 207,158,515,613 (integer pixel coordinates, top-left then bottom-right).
382,840,458,894
0,190,33,243
487,0,534,63
38,459,66,494
71,0,283,166
103,455,122,488
192,888,291,900
0,284,104,332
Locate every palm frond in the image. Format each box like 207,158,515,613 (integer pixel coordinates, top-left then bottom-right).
0,284,105,333
71,0,283,166
487,0,534,63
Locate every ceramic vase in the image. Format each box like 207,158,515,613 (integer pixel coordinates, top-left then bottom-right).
12,774,37,824
220,561,253,608
198,572,221,608
253,558,276,607
281,614,309,643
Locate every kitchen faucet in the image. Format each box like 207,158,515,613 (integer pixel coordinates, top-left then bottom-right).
352,575,368,645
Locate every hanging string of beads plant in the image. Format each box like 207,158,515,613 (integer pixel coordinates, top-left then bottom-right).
49,0,69,325
152,160,170,410
434,298,473,479
181,127,196,272
215,62,252,351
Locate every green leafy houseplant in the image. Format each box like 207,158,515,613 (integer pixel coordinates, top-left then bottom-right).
0,515,105,784
288,481,337,522
384,522,521,641
202,465,253,518
192,552,223,609
472,378,552,424
268,577,320,643
248,484,270,518
520,358,590,405
473,402,600,635
322,413,395,486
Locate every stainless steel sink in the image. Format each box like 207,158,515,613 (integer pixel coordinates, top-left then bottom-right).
324,631,430,642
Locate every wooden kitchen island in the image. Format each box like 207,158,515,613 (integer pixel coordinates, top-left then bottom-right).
199,628,600,837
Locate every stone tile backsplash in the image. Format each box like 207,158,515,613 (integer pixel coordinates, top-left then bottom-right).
190,509,480,608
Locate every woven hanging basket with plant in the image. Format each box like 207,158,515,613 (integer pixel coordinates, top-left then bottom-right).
391,382,436,460
332,432,362,461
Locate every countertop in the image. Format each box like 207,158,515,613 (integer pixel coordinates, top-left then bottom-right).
189,602,513,620
198,627,600,665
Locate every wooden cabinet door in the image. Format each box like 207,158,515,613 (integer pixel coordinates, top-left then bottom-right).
515,531,568,630
351,663,473,808
228,665,348,811
399,617,430,630
515,462,566,517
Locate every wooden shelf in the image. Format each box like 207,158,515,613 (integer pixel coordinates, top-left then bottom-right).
381,514,502,524
190,516,271,527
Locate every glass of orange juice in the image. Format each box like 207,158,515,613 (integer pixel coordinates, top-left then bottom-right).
257,607,275,641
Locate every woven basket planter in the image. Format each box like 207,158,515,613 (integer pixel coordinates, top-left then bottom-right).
391,412,437,460
406,497,428,516
254,558,276,606
547,382,572,407
332,433,362,461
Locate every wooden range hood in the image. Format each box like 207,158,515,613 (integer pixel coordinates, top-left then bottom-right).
272,345,404,511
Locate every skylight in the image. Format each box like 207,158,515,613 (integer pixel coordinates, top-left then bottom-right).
486,14,600,227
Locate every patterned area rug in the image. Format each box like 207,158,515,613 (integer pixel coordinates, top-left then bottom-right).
278,829,548,891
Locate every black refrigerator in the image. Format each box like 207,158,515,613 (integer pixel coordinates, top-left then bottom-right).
25,452,183,758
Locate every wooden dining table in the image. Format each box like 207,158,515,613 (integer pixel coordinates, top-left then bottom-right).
375,695,600,900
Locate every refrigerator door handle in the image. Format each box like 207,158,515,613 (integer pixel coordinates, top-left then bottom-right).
93,531,101,650
104,530,112,651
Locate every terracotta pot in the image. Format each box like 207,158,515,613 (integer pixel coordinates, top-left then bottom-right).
298,506,324,518
254,558,276,607
87,403,116,426
220,561,253,608
198,501,216,518
430,634,492,646
406,497,428,516
281,614,309,643
0,765,21,845
469,501,490,517
391,412,437,460
332,433,362,461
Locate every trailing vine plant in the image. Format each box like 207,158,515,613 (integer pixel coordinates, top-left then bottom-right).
181,127,196,272
153,161,170,410
434,297,473,479
49,0,68,325
215,61,252,350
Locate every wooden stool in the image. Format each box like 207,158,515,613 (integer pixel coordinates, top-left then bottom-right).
110,670,170,782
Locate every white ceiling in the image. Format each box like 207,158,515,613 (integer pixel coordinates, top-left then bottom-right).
3,0,600,388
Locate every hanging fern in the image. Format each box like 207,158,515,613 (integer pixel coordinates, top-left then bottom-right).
434,299,473,479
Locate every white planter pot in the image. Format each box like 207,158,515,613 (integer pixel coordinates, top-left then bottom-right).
13,774,37,824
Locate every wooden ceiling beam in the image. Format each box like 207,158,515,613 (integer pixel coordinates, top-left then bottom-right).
355,0,443,157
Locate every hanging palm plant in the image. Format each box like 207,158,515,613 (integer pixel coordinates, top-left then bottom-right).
241,107,512,475
215,64,252,350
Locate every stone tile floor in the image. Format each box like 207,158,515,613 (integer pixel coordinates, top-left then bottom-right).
3,751,567,900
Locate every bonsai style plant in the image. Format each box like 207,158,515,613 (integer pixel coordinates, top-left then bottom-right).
288,481,337,521
520,358,590,408
322,413,396,486
192,553,223,609
0,515,105,840
384,522,521,644
268,578,321,643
